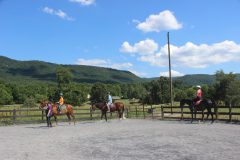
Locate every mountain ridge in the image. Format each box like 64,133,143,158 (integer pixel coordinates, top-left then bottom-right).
0,55,239,85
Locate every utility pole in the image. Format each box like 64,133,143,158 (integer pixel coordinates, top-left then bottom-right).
167,32,173,114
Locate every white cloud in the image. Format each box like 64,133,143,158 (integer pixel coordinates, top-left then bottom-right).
120,39,158,55
43,7,74,21
129,70,147,77
136,10,182,32
76,58,133,70
121,40,240,68
160,70,184,77
111,63,133,69
76,58,108,66
69,0,95,6
75,58,148,77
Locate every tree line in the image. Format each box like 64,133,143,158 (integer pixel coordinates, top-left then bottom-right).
0,68,240,107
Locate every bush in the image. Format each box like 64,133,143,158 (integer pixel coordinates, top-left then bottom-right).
22,98,38,108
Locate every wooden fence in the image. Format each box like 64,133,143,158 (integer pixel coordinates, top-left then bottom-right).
1,105,240,125
161,105,240,122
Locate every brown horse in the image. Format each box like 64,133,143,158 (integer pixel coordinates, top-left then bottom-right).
91,102,126,122
180,99,216,123
39,100,76,125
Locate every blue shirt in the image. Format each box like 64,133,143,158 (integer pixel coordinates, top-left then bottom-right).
108,95,112,103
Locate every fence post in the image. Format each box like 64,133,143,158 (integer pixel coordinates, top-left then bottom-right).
13,109,16,124
151,105,153,119
229,103,232,122
161,106,164,120
90,107,93,120
143,104,145,119
181,107,183,120
135,106,138,118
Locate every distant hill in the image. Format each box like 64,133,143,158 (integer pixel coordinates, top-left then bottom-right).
150,74,240,86
0,56,141,84
0,56,239,85
174,74,216,86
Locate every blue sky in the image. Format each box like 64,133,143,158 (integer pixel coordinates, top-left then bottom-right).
1,0,240,78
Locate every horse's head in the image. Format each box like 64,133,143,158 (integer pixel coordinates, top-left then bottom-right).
91,102,97,111
180,99,193,108
91,102,107,111
39,100,48,110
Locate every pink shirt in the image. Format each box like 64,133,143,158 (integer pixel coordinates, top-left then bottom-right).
197,89,202,98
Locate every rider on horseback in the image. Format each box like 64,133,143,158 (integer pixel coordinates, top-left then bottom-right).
193,85,202,106
107,92,112,112
57,93,64,114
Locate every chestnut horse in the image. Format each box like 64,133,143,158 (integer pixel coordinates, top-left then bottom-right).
39,100,75,125
91,102,126,122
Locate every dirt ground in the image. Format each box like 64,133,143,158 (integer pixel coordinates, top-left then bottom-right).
0,119,240,160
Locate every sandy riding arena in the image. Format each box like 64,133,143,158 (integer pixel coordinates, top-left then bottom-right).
0,119,240,160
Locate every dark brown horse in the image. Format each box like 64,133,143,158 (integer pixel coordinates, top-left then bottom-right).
180,99,216,123
40,100,76,125
91,102,126,122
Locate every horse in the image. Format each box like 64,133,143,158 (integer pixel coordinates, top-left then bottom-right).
39,100,76,126
180,99,216,123
91,102,126,122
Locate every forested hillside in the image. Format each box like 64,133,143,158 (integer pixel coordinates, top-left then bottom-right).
0,56,141,84
0,56,239,85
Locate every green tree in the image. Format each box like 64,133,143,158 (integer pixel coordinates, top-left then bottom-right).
56,66,73,92
226,80,240,106
90,83,108,103
23,97,37,109
174,89,187,101
186,87,195,99
143,77,170,104
213,70,237,103
0,85,13,105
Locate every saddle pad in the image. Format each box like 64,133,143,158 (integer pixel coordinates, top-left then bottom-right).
61,105,67,110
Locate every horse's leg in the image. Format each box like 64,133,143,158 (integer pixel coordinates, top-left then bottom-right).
123,108,126,119
202,109,204,122
54,115,58,125
101,111,104,120
118,110,122,120
71,113,76,125
194,110,197,122
191,108,193,123
206,111,210,119
209,107,214,123
105,112,107,122
66,113,71,125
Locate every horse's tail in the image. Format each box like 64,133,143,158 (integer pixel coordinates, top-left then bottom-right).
122,103,126,119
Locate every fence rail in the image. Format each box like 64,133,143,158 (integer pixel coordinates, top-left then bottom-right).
1,105,240,125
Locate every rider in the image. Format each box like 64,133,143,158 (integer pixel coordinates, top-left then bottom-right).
57,93,64,114
107,92,112,112
193,85,202,106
